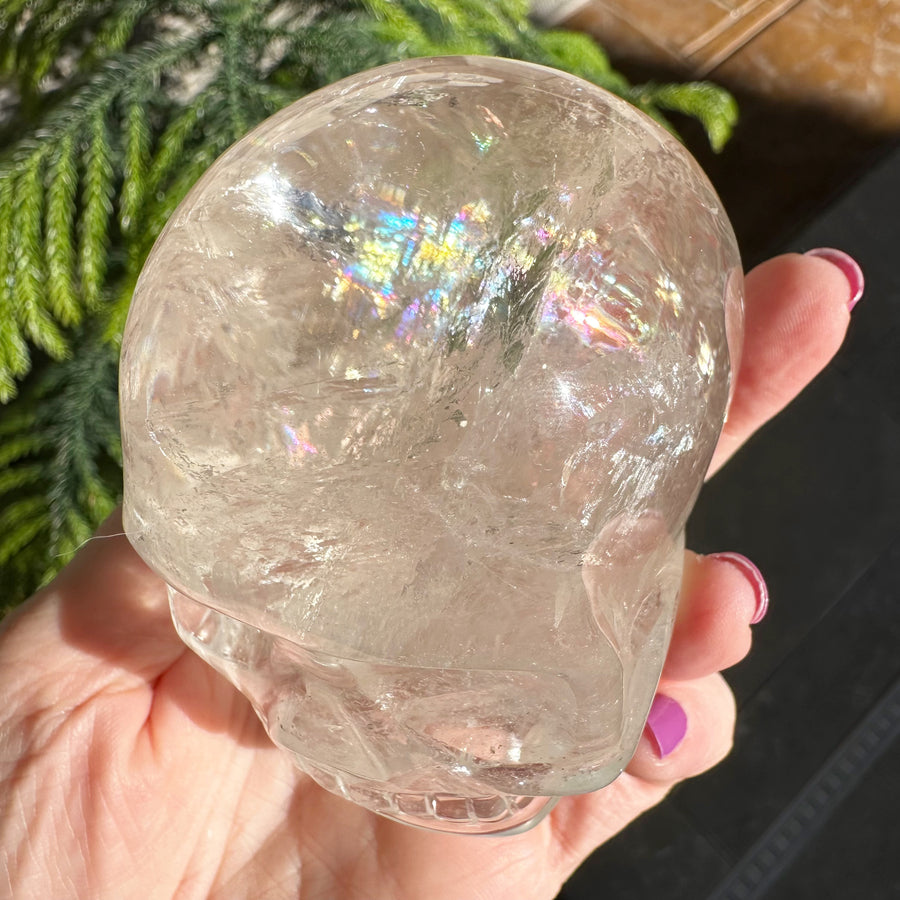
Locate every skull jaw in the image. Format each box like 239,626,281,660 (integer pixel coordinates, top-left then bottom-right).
167,570,676,835
284,761,561,836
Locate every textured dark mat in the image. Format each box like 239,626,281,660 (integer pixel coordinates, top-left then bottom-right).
559,139,900,899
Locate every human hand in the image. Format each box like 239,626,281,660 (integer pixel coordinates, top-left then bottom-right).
0,251,860,899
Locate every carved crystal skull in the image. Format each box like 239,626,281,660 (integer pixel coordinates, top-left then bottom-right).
120,56,743,835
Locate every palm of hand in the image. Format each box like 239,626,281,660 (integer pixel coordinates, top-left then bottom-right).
1,253,854,899
2,540,670,899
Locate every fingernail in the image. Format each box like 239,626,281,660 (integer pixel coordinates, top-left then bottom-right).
646,694,688,758
804,248,865,312
708,551,769,624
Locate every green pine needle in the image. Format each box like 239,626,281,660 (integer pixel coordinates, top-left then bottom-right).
15,155,54,348
46,135,82,327
79,112,115,311
120,98,151,235
0,334,121,599
144,96,212,201
0,497,50,567
0,461,44,494
91,0,157,60
643,81,740,153
0,432,43,468
0,178,30,401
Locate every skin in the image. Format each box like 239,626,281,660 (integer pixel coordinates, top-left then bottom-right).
0,253,854,900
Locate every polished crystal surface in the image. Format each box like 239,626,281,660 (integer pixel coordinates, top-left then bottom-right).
120,56,743,834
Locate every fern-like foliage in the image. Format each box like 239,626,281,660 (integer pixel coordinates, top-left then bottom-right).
0,0,738,606
0,334,120,611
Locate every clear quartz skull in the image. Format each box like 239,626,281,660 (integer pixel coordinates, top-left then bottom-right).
120,56,743,835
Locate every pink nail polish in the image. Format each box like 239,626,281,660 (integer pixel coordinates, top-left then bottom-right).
708,551,769,624
646,694,688,758
804,248,865,312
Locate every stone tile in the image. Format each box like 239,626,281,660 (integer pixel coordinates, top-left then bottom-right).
715,0,900,129
564,0,900,131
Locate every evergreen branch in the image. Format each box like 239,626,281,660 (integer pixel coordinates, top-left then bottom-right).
14,153,47,327
275,13,391,85
221,20,252,137
2,0,167,89
143,92,212,198
120,97,151,234
0,461,44,495
0,176,29,401
0,401,36,435
360,1,437,56
16,151,68,359
440,0,523,46
0,0,36,75
640,82,740,153
0,29,214,390
0,332,121,600
0,432,43,467
0,364,21,405
43,339,121,546
0,155,60,399
0,0,32,27
144,136,225,246
533,30,625,90
105,257,143,347
144,108,234,232
90,0,158,60
46,134,81,327
1,31,211,164
42,511,92,576
0,497,50,567
16,0,88,94
246,80,298,118
78,112,114,311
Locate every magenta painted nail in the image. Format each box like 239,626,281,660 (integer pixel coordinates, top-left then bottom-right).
708,551,770,624
804,248,865,312
646,694,688,758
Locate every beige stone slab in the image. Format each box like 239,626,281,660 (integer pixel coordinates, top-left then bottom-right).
565,0,900,131
714,0,900,128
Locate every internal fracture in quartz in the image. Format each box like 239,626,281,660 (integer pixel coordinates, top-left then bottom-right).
120,56,743,835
